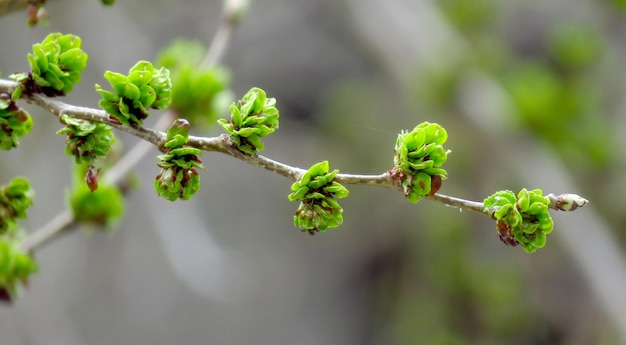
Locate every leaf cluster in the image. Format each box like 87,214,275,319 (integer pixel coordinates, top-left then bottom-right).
0,178,34,235
96,61,172,126
218,87,279,155
56,115,115,164
392,122,450,203
25,33,88,96
288,161,349,234
0,93,32,150
484,188,554,253
155,119,204,201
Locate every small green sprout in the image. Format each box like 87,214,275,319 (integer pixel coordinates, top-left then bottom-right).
155,119,204,201
96,61,172,126
484,188,554,253
390,122,450,203
57,115,115,164
288,161,350,234
218,87,279,155
18,33,88,96
0,93,33,150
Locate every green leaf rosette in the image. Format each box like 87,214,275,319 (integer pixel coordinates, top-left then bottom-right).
390,122,450,204
0,238,38,303
218,87,279,155
155,119,204,201
56,115,115,164
0,93,33,150
288,161,350,234
483,188,554,253
96,61,172,126
21,33,88,96
0,177,34,235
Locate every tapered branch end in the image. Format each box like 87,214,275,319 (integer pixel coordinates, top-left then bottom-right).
224,0,250,24
548,193,589,211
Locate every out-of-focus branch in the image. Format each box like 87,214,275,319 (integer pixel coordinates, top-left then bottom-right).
0,0,36,16
202,0,249,67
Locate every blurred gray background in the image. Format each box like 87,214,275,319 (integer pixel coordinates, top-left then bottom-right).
1,0,625,344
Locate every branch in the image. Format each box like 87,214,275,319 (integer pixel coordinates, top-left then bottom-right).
5,76,587,210
28,91,165,147
20,209,73,252
11,77,590,253
202,0,249,67
0,0,36,16
2,76,489,201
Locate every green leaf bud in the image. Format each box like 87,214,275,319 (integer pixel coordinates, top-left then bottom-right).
25,33,88,96
484,188,555,253
218,87,279,155
0,177,34,235
288,161,349,234
154,119,204,201
0,93,33,150
390,122,450,204
96,61,172,126
56,115,115,165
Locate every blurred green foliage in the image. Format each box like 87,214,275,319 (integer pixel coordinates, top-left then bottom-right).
156,39,232,128
69,164,124,228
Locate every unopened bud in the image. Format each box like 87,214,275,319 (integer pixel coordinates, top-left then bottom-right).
550,193,589,211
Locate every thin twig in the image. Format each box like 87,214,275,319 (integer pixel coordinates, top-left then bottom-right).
14,82,589,251
8,76,584,218
13,77,494,250
27,92,165,147
202,0,248,67
429,193,485,215
21,209,74,252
